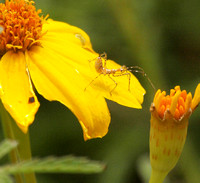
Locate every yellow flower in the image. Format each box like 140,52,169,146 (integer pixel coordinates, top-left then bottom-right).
0,0,145,140
149,84,200,183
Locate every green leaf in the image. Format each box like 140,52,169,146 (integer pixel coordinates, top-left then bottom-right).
0,140,18,160
0,173,13,183
0,156,105,174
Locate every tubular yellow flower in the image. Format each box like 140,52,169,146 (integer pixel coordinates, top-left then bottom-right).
0,0,145,140
0,25,3,34
149,84,200,183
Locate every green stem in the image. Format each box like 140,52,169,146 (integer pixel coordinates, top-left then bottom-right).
0,102,37,183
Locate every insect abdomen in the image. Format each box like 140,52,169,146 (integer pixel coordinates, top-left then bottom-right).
95,58,103,73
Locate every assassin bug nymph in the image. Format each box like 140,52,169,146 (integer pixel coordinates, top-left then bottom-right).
85,52,155,95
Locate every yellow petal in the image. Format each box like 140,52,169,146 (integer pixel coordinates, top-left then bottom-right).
191,83,200,110
0,51,40,133
25,46,110,140
185,92,192,114
42,21,98,68
93,59,146,108
43,19,95,53
42,19,145,108
41,42,145,108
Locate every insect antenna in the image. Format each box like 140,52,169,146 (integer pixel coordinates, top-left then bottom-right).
127,66,156,91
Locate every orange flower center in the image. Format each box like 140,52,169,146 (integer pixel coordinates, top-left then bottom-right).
158,86,187,120
0,0,48,56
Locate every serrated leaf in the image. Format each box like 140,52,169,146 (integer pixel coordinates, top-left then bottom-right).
0,140,18,159
0,173,13,183
0,156,105,174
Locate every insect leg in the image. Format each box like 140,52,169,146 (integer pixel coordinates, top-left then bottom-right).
128,66,156,91
84,73,102,91
112,72,131,91
123,72,131,91
88,57,98,63
108,75,118,96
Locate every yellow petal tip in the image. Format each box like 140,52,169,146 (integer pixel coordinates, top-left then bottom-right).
191,83,200,110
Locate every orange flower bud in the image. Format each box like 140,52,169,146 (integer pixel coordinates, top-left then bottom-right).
149,84,200,183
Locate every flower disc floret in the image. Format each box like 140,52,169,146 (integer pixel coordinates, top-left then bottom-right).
0,0,47,56
153,86,193,121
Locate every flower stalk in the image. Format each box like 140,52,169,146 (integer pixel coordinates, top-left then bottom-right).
0,102,37,183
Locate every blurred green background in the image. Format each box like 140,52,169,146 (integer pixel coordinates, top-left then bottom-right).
1,0,200,182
